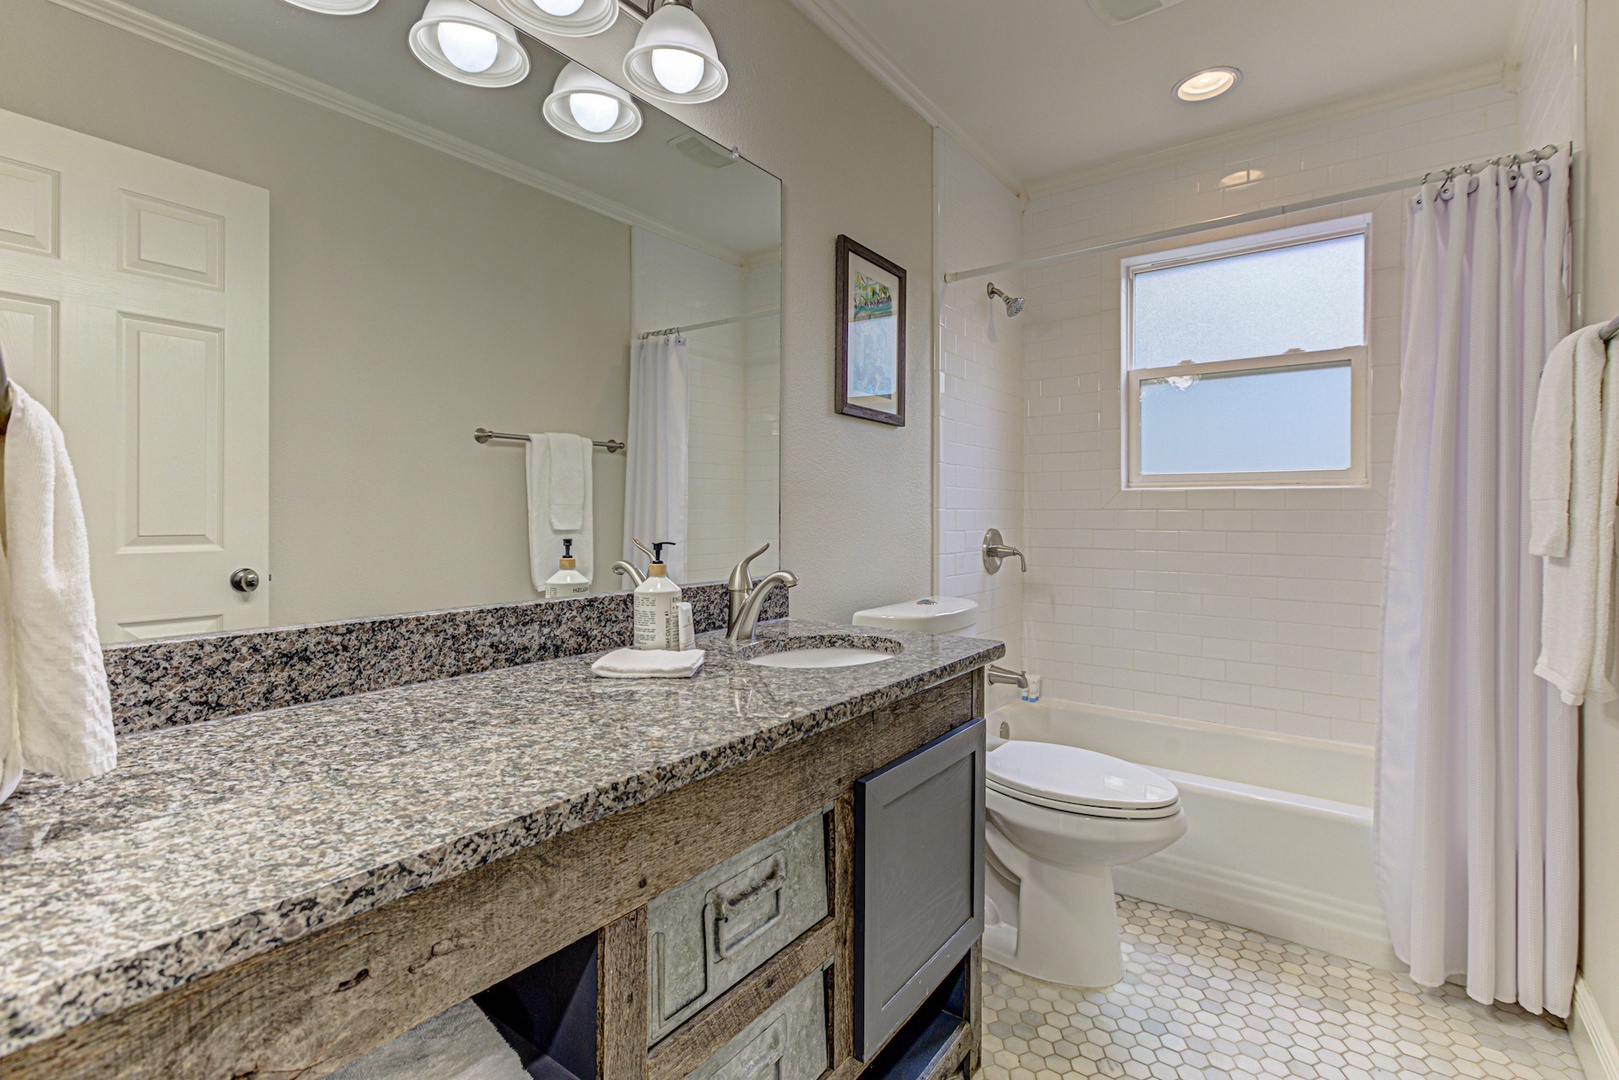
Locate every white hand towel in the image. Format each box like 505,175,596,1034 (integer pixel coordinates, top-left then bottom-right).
0,384,116,806
545,432,588,532
330,1000,527,1080
525,433,593,593
1533,325,1618,704
590,647,705,679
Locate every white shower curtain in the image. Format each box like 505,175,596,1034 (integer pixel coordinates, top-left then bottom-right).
1377,151,1577,1016
623,335,689,584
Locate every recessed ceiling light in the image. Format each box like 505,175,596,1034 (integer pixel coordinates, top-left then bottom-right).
1174,66,1241,103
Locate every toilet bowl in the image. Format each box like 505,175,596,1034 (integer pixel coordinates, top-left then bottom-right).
983,739,1186,988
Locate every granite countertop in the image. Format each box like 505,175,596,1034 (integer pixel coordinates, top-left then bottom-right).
0,619,1003,1056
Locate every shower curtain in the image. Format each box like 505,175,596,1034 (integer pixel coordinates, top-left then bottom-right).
1377,150,1576,1016
623,334,689,585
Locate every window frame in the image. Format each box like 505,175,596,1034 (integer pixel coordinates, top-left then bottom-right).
1119,214,1372,490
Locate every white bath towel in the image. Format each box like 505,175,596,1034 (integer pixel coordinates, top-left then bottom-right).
0,384,116,805
330,1000,527,1080
525,433,593,592
1531,324,1619,704
591,647,705,679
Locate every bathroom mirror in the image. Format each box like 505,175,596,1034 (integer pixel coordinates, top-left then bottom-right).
0,0,781,640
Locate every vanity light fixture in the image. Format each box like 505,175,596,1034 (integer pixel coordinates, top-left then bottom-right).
409,0,531,88
1173,66,1241,102
281,0,379,12
543,63,643,142
489,0,618,39
623,0,728,104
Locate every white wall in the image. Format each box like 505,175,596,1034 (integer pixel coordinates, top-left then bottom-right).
744,256,783,576
1017,84,1521,745
935,130,1025,696
521,0,937,624
1516,0,1585,150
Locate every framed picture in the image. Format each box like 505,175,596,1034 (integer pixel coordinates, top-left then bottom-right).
835,235,907,426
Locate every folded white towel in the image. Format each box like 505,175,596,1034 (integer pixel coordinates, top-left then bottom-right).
330,1000,527,1080
1533,325,1619,705
0,384,117,805
545,432,588,532
525,433,593,592
591,647,705,679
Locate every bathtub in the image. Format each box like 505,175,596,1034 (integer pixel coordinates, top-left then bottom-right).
988,699,1399,970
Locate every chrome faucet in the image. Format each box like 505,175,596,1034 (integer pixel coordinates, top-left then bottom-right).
726,543,797,640
987,664,1028,690
610,560,646,587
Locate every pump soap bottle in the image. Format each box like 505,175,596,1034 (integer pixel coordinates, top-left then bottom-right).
545,538,591,598
633,541,682,650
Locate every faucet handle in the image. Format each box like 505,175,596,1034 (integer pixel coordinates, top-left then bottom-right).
728,542,771,592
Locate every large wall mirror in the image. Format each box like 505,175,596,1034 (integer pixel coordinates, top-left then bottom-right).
0,0,781,640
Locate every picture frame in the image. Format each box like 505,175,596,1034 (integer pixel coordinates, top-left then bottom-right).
835,234,907,427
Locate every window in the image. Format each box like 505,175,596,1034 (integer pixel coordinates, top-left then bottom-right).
1121,216,1370,488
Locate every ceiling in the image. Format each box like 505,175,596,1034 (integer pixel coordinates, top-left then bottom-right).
792,0,1524,190
116,0,782,259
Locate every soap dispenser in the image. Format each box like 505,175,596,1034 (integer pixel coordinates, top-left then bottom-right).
633,540,682,650
545,539,591,598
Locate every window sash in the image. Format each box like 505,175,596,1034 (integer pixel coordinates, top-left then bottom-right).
1124,347,1369,489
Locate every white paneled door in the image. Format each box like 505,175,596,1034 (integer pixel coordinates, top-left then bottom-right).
0,109,269,641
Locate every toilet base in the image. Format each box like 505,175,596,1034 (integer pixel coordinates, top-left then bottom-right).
984,857,1125,988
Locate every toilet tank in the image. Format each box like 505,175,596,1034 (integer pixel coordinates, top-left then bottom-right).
851,596,978,635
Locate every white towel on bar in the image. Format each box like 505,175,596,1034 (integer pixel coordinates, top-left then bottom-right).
1531,324,1619,705
591,647,705,679
330,1000,527,1080
0,384,116,806
525,433,592,593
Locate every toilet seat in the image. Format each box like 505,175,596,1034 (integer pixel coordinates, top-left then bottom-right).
987,741,1181,820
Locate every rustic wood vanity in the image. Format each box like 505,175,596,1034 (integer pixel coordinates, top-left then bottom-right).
0,616,1001,1080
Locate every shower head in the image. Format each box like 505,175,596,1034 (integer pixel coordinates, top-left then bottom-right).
988,282,1025,317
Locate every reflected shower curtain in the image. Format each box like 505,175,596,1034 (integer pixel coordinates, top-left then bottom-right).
623,334,689,584
1378,150,1576,1015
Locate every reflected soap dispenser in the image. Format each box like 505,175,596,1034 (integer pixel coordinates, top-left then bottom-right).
633,540,682,650
545,538,591,598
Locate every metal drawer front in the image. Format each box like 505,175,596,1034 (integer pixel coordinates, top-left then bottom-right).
647,811,829,1043
687,966,830,1080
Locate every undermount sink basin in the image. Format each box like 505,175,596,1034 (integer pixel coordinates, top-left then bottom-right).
747,646,897,669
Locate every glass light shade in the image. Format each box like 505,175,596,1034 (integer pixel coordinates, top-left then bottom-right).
436,21,500,73
543,62,643,143
568,92,621,134
623,2,727,104
281,0,379,12
408,0,530,87
1174,67,1241,102
488,0,617,38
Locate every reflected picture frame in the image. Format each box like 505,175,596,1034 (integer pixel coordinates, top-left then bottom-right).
835,234,906,427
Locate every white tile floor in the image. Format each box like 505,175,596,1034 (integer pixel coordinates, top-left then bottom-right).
980,896,1584,1080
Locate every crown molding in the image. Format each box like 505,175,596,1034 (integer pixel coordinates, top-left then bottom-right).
44,0,750,266
779,0,1025,198
1024,59,1510,202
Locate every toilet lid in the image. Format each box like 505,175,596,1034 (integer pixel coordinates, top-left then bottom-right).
987,741,1180,813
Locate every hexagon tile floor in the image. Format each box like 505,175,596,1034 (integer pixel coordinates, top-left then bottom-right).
979,896,1584,1079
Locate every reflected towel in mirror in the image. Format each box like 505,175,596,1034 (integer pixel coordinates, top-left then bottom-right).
526,432,593,592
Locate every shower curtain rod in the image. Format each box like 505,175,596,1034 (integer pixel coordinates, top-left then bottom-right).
942,143,1569,285
638,307,780,340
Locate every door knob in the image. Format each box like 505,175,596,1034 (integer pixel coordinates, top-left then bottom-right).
230,568,261,593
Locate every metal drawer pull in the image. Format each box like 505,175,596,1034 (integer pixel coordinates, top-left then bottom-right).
711,855,785,960
717,1017,786,1080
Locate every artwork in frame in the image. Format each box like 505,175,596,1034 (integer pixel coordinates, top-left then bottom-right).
835,234,907,426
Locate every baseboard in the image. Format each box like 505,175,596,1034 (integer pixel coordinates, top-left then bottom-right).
1574,975,1619,1080
1113,851,1401,971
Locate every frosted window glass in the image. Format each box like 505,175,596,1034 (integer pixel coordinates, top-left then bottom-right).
1131,234,1364,368
1139,362,1352,475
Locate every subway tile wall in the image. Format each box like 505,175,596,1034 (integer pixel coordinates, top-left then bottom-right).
1014,85,1523,745
1516,0,1584,150
936,131,1026,706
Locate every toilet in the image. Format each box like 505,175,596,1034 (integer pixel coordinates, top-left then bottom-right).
984,738,1185,987
850,596,1186,988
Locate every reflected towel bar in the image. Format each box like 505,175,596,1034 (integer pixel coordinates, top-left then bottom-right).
474,428,626,453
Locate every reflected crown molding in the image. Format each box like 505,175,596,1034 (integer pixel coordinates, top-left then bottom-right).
45,0,750,266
